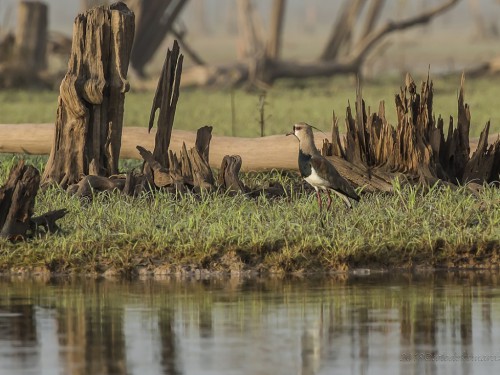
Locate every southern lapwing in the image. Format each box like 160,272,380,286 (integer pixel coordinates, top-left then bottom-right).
287,122,360,210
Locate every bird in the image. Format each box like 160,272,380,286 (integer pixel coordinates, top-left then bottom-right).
286,122,360,210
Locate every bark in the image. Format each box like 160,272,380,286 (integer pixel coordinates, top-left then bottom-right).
42,3,135,188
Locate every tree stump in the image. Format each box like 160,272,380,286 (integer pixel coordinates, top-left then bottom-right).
323,73,500,188
15,1,48,73
0,161,39,238
42,2,135,188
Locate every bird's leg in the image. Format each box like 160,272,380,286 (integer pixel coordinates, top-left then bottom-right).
326,190,332,210
315,189,322,211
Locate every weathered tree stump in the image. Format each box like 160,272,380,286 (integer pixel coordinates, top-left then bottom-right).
0,161,67,239
42,2,135,188
0,161,40,239
322,73,500,189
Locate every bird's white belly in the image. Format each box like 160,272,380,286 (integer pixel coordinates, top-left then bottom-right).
304,167,330,189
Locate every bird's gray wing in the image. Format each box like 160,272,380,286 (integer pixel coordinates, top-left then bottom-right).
310,155,360,201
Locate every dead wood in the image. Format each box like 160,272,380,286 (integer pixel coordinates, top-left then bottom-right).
148,40,183,170
42,2,135,188
218,155,248,193
0,160,39,238
30,209,68,234
67,175,126,199
137,145,180,187
323,73,500,188
183,0,459,87
462,123,500,184
122,172,148,196
0,160,67,239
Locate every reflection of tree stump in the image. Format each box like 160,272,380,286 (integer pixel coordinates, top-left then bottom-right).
0,161,40,239
42,3,135,187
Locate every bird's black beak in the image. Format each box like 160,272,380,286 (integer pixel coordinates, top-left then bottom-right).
286,127,295,136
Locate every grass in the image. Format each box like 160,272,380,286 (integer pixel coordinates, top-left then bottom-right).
0,155,498,275
1,74,499,138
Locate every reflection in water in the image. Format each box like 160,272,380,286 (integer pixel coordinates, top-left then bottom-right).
0,272,500,374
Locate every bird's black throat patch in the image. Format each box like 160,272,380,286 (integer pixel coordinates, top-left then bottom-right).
298,149,312,177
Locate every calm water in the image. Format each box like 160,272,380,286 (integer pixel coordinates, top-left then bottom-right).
1,272,500,375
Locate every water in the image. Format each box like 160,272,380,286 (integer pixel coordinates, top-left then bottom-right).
1,272,500,375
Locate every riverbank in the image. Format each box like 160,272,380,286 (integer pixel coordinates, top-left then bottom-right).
0,158,498,276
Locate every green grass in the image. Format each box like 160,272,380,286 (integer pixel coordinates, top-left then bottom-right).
0,156,498,275
1,74,499,138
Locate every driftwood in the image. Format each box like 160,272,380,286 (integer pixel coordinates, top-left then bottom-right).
42,2,135,188
0,161,67,239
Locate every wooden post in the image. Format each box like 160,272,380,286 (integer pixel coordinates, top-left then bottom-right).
42,3,135,187
15,1,48,73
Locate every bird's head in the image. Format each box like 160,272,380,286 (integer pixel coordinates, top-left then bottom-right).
286,122,314,142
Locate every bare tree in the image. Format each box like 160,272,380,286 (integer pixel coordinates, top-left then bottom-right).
184,0,461,87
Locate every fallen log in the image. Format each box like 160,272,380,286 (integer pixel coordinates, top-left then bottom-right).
0,123,493,172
